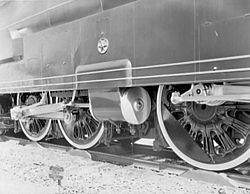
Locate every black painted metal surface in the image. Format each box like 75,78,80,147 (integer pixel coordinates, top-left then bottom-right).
0,0,250,92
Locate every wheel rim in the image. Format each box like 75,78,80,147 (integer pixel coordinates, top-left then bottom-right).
17,93,51,141
157,85,250,171
57,97,104,149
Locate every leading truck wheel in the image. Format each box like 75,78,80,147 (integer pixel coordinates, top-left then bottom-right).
157,85,250,171
17,93,51,142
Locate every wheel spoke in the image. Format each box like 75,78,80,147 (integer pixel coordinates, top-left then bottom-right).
189,129,198,140
67,122,75,139
18,93,51,141
157,85,250,171
78,121,84,139
231,118,250,137
221,115,249,137
213,125,236,153
85,121,94,137
218,132,236,152
205,134,216,158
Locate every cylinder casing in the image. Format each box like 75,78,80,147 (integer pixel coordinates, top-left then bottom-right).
89,87,151,124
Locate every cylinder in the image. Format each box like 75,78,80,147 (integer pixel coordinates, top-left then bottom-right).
89,87,151,125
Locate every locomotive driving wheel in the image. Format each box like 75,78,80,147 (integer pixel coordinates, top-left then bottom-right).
157,85,250,171
56,95,104,149
17,93,51,141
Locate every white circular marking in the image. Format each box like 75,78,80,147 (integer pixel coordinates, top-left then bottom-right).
97,37,109,54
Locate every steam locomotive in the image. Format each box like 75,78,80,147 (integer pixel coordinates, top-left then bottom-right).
0,0,250,171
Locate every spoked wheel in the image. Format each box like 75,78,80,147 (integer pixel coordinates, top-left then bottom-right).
157,85,250,171
17,93,51,141
57,96,104,149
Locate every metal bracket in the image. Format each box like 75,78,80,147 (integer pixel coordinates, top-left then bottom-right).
171,84,250,105
11,93,89,121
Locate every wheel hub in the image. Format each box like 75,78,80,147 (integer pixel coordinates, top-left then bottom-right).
188,102,217,123
64,112,76,125
25,95,38,106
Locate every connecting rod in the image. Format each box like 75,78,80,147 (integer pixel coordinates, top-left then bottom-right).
11,94,89,120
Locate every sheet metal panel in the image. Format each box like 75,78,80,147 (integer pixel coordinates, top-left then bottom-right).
0,0,47,60
195,0,250,25
1,0,250,93
1,0,136,92
197,2,250,82
101,0,136,10
0,60,42,93
76,59,132,89
1,0,101,34
133,0,196,86
41,22,79,91
77,2,135,66
0,30,13,60
72,2,135,89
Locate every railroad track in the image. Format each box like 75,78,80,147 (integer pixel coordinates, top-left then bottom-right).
1,131,250,190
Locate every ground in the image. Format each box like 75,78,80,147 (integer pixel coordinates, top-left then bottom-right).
0,140,249,194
